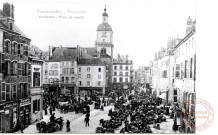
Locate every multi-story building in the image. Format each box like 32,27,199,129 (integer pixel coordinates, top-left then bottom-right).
77,57,106,96
29,55,43,124
0,3,31,132
135,66,150,86
112,54,134,97
43,46,78,95
174,17,196,133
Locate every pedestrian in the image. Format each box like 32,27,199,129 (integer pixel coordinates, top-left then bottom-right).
78,96,81,102
86,112,90,119
49,106,52,115
20,120,24,133
50,113,56,122
66,120,71,132
44,105,48,115
84,117,89,127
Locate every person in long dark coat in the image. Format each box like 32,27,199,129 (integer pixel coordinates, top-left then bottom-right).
84,117,89,127
44,105,48,115
49,106,53,115
66,120,71,132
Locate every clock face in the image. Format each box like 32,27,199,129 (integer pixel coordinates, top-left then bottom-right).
102,31,107,37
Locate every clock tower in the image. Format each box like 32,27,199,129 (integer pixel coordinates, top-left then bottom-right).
95,6,114,58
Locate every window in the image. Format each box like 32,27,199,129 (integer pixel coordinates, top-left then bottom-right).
18,44,21,54
79,81,82,86
119,77,123,83
66,77,69,83
125,72,128,76
13,84,17,99
49,78,54,83
79,68,81,72
114,72,117,76
54,70,58,76
71,77,75,83
62,61,64,66
87,74,91,78
162,70,167,78
98,68,101,72
24,45,28,56
45,69,48,76
125,78,128,83
100,48,106,54
190,58,193,78
1,83,6,101
98,81,101,86
119,72,123,76
174,97,177,102
175,64,180,78
120,66,122,70
102,31,107,37
114,66,117,70
33,99,40,113
62,77,64,83
174,89,177,95
6,84,11,101
114,78,117,82
98,75,101,79
66,61,69,66
11,42,15,54
33,72,40,87
66,68,69,74
78,74,81,78
70,68,74,74
87,81,90,86
87,67,90,72
49,70,53,75
125,66,128,70
4,40,11,53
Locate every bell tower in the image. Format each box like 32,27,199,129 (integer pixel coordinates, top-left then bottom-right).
95,5,114,58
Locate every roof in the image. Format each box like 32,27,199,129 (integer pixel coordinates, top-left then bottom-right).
0,9,30,39
84,47,98,56
78,58,104,66
48,47,77,62
100,53,111,58
97,22,112,31
102,12,108,17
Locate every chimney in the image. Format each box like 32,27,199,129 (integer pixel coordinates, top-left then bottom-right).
126,55,129,60
3,3,14,19
118,54,120,59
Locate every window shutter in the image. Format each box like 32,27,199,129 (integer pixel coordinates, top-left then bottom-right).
17,83,20,99
38,99,40,111
0,83,1,101
22,63,25,75
0,53,1,73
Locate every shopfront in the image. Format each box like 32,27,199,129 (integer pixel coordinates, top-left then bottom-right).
3,101,20,133
78,87,103,97
19,98,31,126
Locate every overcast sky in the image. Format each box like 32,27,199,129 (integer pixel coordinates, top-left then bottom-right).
0,0,196,69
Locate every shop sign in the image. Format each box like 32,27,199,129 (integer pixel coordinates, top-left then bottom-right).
5,110,9,114
20,98,31,107
5,102,19,108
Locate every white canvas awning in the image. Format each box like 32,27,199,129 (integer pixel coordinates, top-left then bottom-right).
159,93,166,99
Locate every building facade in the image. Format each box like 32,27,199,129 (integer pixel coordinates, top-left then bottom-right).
112,54,134,97
29,56,43,124
0,3,31,132
174,17,196,133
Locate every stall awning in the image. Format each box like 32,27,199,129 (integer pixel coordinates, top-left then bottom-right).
159,93,166,99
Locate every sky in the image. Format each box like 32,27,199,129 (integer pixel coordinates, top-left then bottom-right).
0,0,196,69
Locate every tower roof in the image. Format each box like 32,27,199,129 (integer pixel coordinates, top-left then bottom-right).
97,22,112,31
102,5,108,17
